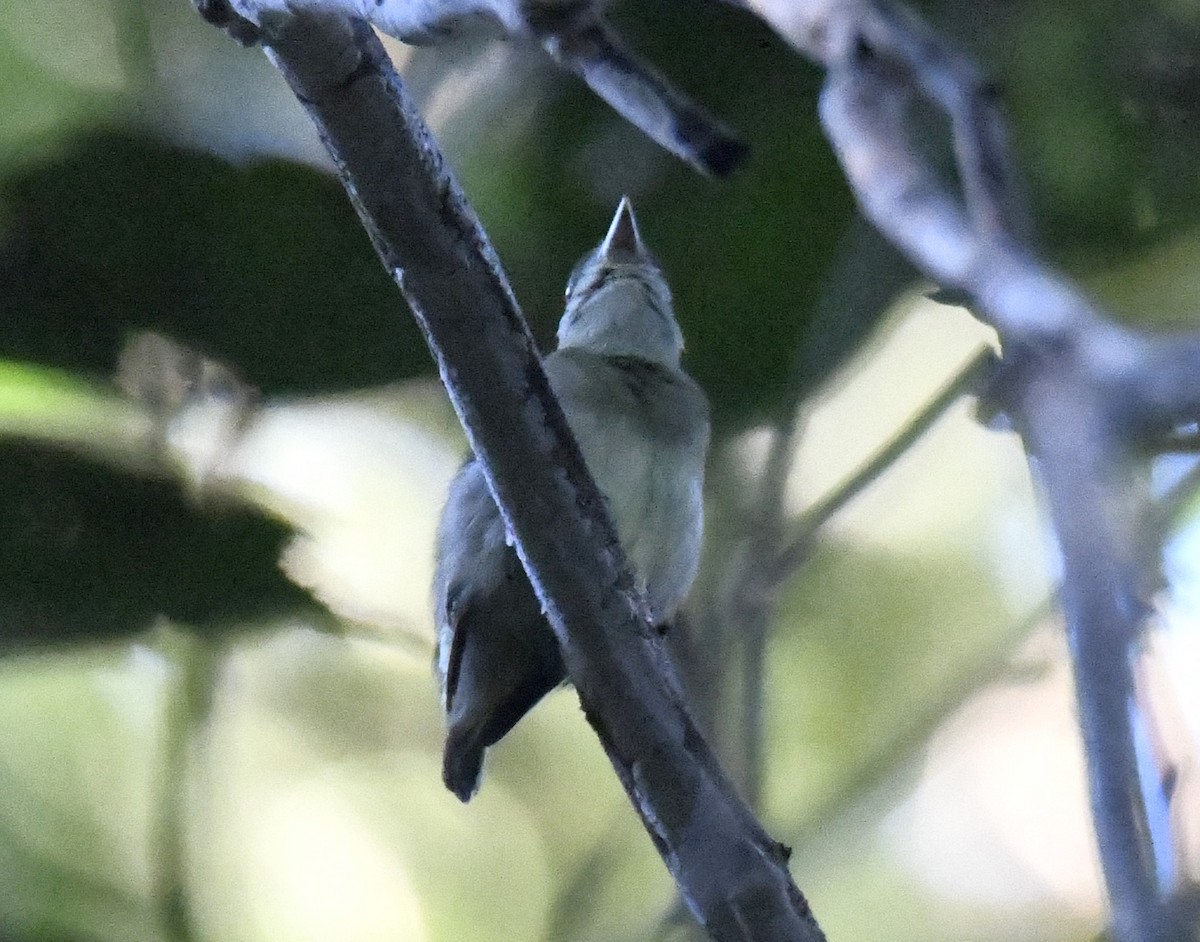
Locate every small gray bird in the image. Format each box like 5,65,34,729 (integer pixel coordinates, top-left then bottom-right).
433,198,710,802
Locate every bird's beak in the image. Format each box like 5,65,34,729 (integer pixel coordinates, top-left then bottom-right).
599,196,647,262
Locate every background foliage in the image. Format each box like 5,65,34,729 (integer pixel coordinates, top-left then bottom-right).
0,0,1198,940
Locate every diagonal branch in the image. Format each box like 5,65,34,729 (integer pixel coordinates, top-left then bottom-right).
199,9,823,940
534,12,747,177
774,343,996,579
202,0,745,176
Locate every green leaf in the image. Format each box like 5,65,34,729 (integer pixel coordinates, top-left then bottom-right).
0,133,431,395
0,441,310,647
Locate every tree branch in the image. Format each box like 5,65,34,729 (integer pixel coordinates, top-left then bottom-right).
534,13,747,177
209,0,745,176
1017,356,1160,942
734,1,1193,939
198,9,823,940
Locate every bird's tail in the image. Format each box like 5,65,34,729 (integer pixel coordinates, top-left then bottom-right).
443,727,486,803
441,647,565,803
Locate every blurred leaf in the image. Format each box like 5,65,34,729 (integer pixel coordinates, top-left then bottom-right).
0,4,1195,942
0,441,310,647
185,629,555,942
762,541,1031,830
0,2,128,166
0,646,168,942
0,8,909,428
915,0,1200,283
0,132,430,395
0,359,150,466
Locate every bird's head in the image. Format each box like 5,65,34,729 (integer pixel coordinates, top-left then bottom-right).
557,198,683,368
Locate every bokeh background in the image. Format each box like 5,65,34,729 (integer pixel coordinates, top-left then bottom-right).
0,1,1199,940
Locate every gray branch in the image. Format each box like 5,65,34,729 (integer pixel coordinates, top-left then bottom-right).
534,12,747,177
202,0,745,176
1016,358,1160,942
194,8,824,941
735,1,1197,939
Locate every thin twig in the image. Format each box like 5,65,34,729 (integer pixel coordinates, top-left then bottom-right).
731,414,801,809
736,340,993,810
774,344,996,579
783,448,1197,930
149,626,220,942
666,218,916,938
812,19,1200,425
723,219,920,807
204,10,823,939
854,2,1031,243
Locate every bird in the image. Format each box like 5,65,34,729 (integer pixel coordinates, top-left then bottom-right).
433,197,710,802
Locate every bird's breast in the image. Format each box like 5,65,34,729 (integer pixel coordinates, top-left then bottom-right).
545,351,708,622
